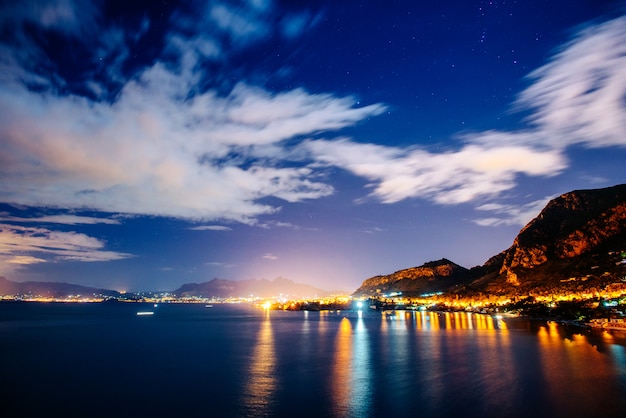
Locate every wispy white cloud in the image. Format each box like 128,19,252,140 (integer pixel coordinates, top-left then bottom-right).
362,226,385,234
0,61,382,222
0,0,384,225
0,224,133,263
204,0,317,45
262,253,279,260
0,1,137,101
0,0,98,37
472,197,553,227
256,220,301,230
209,2,270,42
6,255,48,265
189,225,232,231
516,17,626,148
204,261,235,268
0,214,120,225
306,138,565,205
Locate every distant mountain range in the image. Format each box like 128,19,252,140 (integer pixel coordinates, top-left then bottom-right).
173,277,331,299
354,184,626,297
0,276,121,298
0,276,331,300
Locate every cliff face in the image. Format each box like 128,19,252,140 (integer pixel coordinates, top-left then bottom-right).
496,184,626,290
353,259,472,296
353,184,626,298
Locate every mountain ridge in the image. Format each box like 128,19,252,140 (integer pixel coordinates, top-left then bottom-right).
173,277,331,299
0,276,332,299
354,184,626,297
353,258,475,296
0,276,121,298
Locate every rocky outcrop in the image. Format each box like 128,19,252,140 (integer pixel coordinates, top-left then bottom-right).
498,184,626,288
353,259,472,296
352,184,626,298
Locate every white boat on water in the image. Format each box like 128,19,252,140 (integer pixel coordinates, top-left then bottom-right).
205,304,213,308
136,311,154,316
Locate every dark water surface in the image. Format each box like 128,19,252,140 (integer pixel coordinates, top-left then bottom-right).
2,302,626,418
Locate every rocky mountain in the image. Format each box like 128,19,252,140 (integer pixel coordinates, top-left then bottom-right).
353,184,626,298
483,183,626,295
174,277,331,299
0,276,121,298
353,259,475,296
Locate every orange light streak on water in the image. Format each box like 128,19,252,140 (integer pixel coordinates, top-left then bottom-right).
241,311,276,416
331,317,352,417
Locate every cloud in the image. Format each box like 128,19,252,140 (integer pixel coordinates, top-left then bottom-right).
0,0,98,36
0,0,385,224
0,214,120,225
262,253,279,260
256,220,299,229
516,17,626,148
189,225,232,231
6,255,48,265
362,226,385,234
0,224,133,262
209,2,270,43
281,11,323,39
166,0,319,71
472,197,553,227
204,261,235,268
305,17,626,216
306,138,565,205
0,1,138,102
0,53,383,223
205,0,319,45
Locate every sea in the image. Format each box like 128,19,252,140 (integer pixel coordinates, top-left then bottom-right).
2,302,626,418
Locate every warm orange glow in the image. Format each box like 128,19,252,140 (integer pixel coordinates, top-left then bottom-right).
534,320,619,415
241,314,276,416
602,331,614,342
400,311,511,332
331,317,353,416
430,312,441,330
327,316,373,416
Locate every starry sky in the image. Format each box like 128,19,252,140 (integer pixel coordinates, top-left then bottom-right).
1,0,625,292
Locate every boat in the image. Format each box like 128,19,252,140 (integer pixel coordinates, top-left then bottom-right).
205,304,213,308
136,311,154,316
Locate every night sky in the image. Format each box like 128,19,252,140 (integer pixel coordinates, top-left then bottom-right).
1,0,625,292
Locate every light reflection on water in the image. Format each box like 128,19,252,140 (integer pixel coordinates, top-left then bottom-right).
351,315,372,416
331,317,352,416
331,316,372,418
534,321,626,417
240,309,626,417
241,309,276,416
2,304,626,417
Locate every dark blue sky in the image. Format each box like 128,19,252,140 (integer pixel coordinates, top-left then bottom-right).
1,0,625,292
